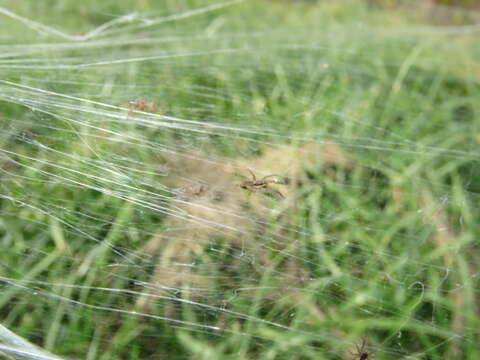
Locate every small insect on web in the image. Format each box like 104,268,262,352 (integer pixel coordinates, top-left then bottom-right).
238,169,286,199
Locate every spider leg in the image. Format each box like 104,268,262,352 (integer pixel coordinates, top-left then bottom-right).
247,169,256,182
275,190,285,199
356,339,365,354
262,187,285,199
361,339,366,352
261,174,284,183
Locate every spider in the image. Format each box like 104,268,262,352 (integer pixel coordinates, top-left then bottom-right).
238,169,285,199
127,98,158,113
351,339,370,360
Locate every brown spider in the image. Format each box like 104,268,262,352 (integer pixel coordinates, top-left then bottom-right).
351,339,370,360
127,98,159,113
238,169,285,199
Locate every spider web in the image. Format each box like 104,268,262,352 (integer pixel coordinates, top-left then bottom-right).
0,1,479,359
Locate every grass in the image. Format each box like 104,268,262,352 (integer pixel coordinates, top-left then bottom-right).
1,0,480,359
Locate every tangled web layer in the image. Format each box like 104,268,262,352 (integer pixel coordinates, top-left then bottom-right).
1,1,480,359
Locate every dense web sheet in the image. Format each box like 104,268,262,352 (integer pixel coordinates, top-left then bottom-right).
1,1,480,359
0,324,62,360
